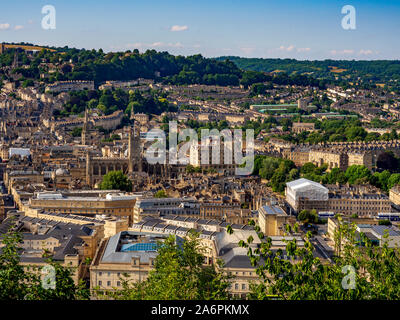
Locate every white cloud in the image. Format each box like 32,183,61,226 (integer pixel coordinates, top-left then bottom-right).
129,42,144,48
127,42,184,50
14,25,24,31
286,45,295,52
170,25,188,32
330,49,354,55
0,23,10,30
151,42,164,47
277,45,302,52
165,42,184,48
240,47,255,55
359,49,373,55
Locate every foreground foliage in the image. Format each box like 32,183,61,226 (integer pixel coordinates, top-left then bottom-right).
242,218,400,300
0,228,89,300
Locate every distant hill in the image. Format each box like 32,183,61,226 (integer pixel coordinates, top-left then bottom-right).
0,44,330,89
4,43,398,90
0,45,242,86
216,56,400,89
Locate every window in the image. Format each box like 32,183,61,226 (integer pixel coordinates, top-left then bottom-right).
235,283,239,290
242,284,246,290
99,272,102,276
98,281,102,286
107,281,111,286
117,281,121,287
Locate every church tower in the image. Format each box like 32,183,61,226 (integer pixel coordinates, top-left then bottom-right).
128,120,142,173
12,51,19,69
0,120,6,136
81,108,89,145
85,150,92,186
130,104,134,120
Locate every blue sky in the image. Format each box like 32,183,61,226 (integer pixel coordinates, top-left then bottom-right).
1,0,399,59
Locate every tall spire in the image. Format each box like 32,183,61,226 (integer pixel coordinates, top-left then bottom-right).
84,107,89,123
82,108,89,145
128,125,134,173
135,120,143,172
85,150,91,186
130,104,134,120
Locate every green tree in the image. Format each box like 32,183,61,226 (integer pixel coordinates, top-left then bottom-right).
0,230,30,299
288,168,300,181
378,219,391,226
344,165,371,185
371,170,391,191
26,260,90,300
250,83,267,96
322,167,347,184
71,127,83,137
99,170,132,192
298,209,318,225
154,190,168,198
241,217,400,300
388,173,400,190
300,162,317,175
376,151,400,173
259,157,279,180
22,79,34,88
0,227,89,300
270,169,287,193
345,126,367,141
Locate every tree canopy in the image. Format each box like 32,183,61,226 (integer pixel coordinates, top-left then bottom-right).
218,56,400,91
0,228,89,300
240,217,400,300
99,170,132,192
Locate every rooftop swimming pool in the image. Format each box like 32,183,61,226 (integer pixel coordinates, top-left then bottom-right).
120,242,159,252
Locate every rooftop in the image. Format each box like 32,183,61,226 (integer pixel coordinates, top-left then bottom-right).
286,178,329,192
100,231,182,264
259,205,287,217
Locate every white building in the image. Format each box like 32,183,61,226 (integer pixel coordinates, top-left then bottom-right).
8,148,31,159
133,197,199,223
189,138,232,167
285,178,329,211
